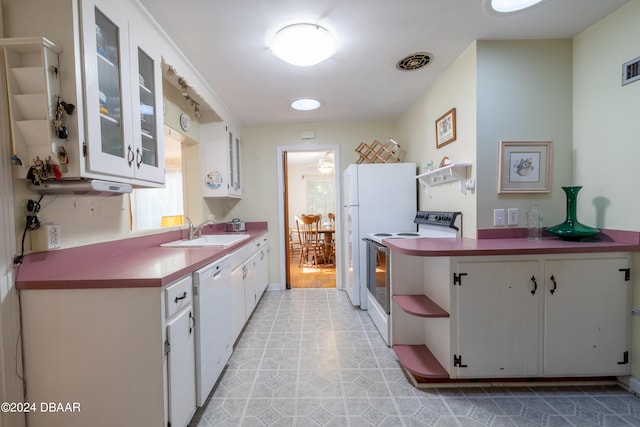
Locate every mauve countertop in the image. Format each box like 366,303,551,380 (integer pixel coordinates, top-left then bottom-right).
15,222,268,290
384,229,640,257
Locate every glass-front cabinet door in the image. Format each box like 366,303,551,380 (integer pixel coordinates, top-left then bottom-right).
129,41,164,184
81,0,164,184
81,0,133,179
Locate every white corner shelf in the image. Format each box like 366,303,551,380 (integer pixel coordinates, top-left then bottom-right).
416,162,473,195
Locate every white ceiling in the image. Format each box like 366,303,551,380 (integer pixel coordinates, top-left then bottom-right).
138,0,629,125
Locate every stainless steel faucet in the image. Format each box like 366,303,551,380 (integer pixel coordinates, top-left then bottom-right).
185,216,217,240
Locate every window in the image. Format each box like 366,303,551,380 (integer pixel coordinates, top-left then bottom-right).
130,127,185,231
306,177,334,227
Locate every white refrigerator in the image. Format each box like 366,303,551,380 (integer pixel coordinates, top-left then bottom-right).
343,163,417,309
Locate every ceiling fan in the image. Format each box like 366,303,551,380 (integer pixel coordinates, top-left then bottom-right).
290,151,335,174
316,153,334,174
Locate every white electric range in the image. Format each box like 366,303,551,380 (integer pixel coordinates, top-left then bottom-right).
363,211,462,345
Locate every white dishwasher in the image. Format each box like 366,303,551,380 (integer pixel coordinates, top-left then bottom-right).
193,255,232,406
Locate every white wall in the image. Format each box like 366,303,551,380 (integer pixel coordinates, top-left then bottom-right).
476,39,574,231
0,18,27,427
572,0,640,382
395,43,478,237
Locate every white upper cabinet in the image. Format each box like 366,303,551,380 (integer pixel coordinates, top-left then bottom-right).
129,21,165,183
200,121,242,198
81,0,164,185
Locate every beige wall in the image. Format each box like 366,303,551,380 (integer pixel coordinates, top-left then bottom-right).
395,43,478,237
233,121,394,286
476,39,574,231
572,0,640,381
573,0,640,231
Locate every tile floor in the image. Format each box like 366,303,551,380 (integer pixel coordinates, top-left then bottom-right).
193,289,640,426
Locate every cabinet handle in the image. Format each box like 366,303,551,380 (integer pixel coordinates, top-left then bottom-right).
127,145,135,167
174,291,187,303
189,311,195,335
549,275,557,295
135,148,143,169
530,276,537,295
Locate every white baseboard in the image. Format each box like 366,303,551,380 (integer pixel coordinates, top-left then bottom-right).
629,376,640,395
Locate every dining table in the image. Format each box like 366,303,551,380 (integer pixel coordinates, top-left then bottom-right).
318,227,335,265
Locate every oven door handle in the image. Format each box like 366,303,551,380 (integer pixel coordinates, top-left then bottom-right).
363,238,390,253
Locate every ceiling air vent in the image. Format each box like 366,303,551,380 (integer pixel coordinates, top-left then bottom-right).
396,52,433,71
622,56,640,86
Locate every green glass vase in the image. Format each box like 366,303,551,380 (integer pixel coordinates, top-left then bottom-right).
546,186,599,240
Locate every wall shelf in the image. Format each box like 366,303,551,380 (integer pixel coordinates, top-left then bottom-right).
416,162,472,195
0,37,62,168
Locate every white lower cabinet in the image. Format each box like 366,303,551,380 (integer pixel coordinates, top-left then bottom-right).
165,276,197,427
18,235,270,427
230,260,247,343
392,252,632,381
243,258,257,321
453,260,540,378
229,234,269,343
254,236,270,298
19,275,196,427
543,257,631,376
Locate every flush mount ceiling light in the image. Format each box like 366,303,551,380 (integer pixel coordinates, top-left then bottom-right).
486,0,545,13
270,23,337,66
291,98,322,111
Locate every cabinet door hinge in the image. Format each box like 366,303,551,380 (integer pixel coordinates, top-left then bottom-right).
82,142,87,157
619,268,631,281
617,351,629,365
453,272,467,286
164,339,170,355
453,354,467,368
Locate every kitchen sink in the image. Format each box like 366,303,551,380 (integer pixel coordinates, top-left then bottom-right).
161,234,251,248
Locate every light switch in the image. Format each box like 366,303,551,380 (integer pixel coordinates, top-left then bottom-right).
508,208,518,225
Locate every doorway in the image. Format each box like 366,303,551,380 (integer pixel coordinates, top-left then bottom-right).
277,145,341,290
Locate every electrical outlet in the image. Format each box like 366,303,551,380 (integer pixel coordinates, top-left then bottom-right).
48,223,61,248
31,223,61,251
493,208,506,226
507,208,519,225
208,213,216,221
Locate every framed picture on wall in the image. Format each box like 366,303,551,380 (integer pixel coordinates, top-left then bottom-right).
435,108,456,148
498,141,552,193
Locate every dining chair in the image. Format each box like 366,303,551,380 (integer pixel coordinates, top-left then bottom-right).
295,214,324,267
325,212,336,265
289,227,301,261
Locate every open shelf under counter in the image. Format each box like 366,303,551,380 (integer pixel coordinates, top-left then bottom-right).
393,345,449,379
393,295,449,318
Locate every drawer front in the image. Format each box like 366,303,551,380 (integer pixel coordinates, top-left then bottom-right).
165,275,193,318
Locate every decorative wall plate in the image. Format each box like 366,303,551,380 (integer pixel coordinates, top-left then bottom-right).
180,113,191,131
205,171,223,189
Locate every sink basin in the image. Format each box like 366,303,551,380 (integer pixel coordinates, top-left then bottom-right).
161,234,251,248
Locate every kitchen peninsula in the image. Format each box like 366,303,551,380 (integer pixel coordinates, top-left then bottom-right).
14,222,268,427
385,230,640,385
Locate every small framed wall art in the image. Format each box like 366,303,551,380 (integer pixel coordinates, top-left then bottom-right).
498,141,552,193
435,108,456,148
